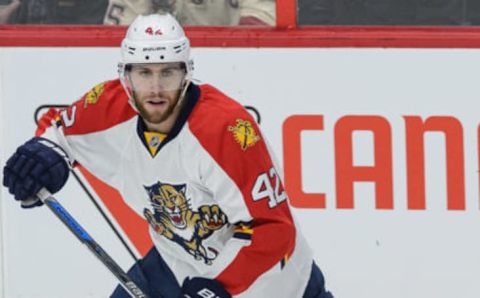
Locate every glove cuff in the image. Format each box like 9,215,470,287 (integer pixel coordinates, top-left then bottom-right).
20,197,44,209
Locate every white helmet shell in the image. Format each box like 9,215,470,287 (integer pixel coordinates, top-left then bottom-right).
120,13,191,69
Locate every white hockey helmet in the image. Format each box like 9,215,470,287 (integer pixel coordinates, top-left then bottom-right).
118,13,193,102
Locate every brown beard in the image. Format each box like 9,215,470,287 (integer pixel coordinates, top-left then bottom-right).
135,97,177,124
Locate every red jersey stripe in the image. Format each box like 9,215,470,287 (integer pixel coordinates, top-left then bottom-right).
62,80,136,136
188,85,296,295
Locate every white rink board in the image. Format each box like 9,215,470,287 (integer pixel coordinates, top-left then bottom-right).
1,47,480,298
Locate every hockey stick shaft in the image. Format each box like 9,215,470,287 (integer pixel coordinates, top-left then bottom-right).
36,188,149,298
71,169,139,263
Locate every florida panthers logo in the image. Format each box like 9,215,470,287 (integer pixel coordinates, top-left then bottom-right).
228,119,260,150
83,82,105,107
143,181,228,265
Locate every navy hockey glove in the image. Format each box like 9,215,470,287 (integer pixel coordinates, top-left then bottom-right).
3,137,70,208
180,277,231,298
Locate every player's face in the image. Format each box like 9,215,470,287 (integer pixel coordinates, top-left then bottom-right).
128,63,186,124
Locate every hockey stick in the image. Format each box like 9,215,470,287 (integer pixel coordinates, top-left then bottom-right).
36,188,150,298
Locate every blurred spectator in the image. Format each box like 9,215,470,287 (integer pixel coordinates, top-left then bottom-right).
2,0,108,24
3,0,476,27
0,0,21,23
104,0,276,26
298,0,470,25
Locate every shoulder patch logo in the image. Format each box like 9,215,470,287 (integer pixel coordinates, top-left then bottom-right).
228,119,260,150
84,82,105,107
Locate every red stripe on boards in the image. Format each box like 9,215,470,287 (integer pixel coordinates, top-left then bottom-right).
4,25,480,48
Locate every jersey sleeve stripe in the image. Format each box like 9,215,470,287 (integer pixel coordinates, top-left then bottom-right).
188,85,296,295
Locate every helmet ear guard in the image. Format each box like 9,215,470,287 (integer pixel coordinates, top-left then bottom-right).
118,63,134,102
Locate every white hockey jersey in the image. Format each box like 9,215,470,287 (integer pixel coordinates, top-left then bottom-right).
37,80,314,297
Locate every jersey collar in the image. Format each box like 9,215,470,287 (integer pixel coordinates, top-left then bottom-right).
136,83,201,157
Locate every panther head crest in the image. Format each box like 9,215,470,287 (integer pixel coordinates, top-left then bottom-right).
144,181,190,229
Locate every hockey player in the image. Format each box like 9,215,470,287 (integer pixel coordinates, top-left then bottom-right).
3,13,333,298
104,0,275,26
